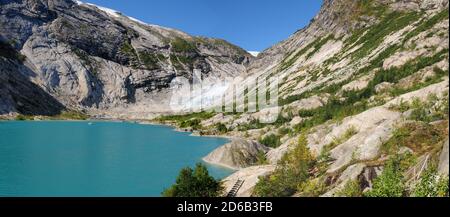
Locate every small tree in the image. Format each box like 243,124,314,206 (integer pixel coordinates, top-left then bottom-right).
253,134,313,197
259,134,281,148
162,163,224,197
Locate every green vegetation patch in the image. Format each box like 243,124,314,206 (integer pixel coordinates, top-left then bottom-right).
364,154,413,197
382,121,447,156
293,97,370,133
15,110,89,121
389,66,449,97
259,134,282,148
162,163,224,197
335,180,363,197
138,51,166,70
413,166,449,197
347,11,422,60
345,48,448,103
156,112,216,130
171,38,197,53
279,34,335,71
403,8,449,45
253,134,314,197
297,178,327,197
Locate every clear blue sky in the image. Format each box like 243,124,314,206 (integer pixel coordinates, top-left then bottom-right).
82,0,323,51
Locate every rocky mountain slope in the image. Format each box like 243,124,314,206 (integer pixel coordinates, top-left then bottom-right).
158,0,449,197
0,0,253,118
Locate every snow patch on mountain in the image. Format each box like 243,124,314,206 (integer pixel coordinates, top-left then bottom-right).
248,51,260,57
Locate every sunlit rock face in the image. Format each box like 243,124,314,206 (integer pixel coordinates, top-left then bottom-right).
0,0,253,118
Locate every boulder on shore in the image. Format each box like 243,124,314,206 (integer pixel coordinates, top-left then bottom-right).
203,139,269,170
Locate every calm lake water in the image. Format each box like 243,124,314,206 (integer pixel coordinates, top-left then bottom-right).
0,121,233,196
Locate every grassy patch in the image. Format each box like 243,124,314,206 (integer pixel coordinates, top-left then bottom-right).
348,11,421,60
389,66,448,97
215,123,228,134
171,38,197,53
413,166,449,197
253,134,313,197
297,178,327,197
381,121,447,155
364,154,412,197
259,134,282,148
390,94,449,123
346,48,448,102
256,151,269,165
120,40,139,68
55,111,89,120
15,110,89,121
237,119,267,131
293,97,370,133
335,180,363,197
403,8,449,44
305,35,335,59
138,52,166,70
156,112,216,130
15,114,34,121
279,35,335,71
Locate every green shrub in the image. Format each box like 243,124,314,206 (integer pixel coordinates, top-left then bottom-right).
256,151,269,165
120,40,136,55
138,52,164,70
435,176,449,197
335,180,363,197
293,97,369,133
253,134,313,197
277,127,292,136
413,166,449,197
279,35,334,71
349,11,421,60
297,178,326,197
157,112,215,127
364,155,407,197
215,123,228,134
402,8,449,44
162,163,224,197
15,114,32,121
56,111,89,120
179,119,201,129
298,109,316,117
259,134,281,148
237,119,267,131
171,38,197,53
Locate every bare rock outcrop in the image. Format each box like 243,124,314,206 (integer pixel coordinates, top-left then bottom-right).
203,139,269,170
438,139,449,175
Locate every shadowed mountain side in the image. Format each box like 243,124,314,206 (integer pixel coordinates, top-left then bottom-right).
0,58,65,115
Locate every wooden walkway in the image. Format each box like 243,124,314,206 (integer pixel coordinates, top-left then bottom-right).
227,179,245,197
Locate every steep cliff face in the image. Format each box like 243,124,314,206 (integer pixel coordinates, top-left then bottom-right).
0,57,64,116
0,0,253,117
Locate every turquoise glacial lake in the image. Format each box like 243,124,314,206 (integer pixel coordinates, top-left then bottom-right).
0,121,233,196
